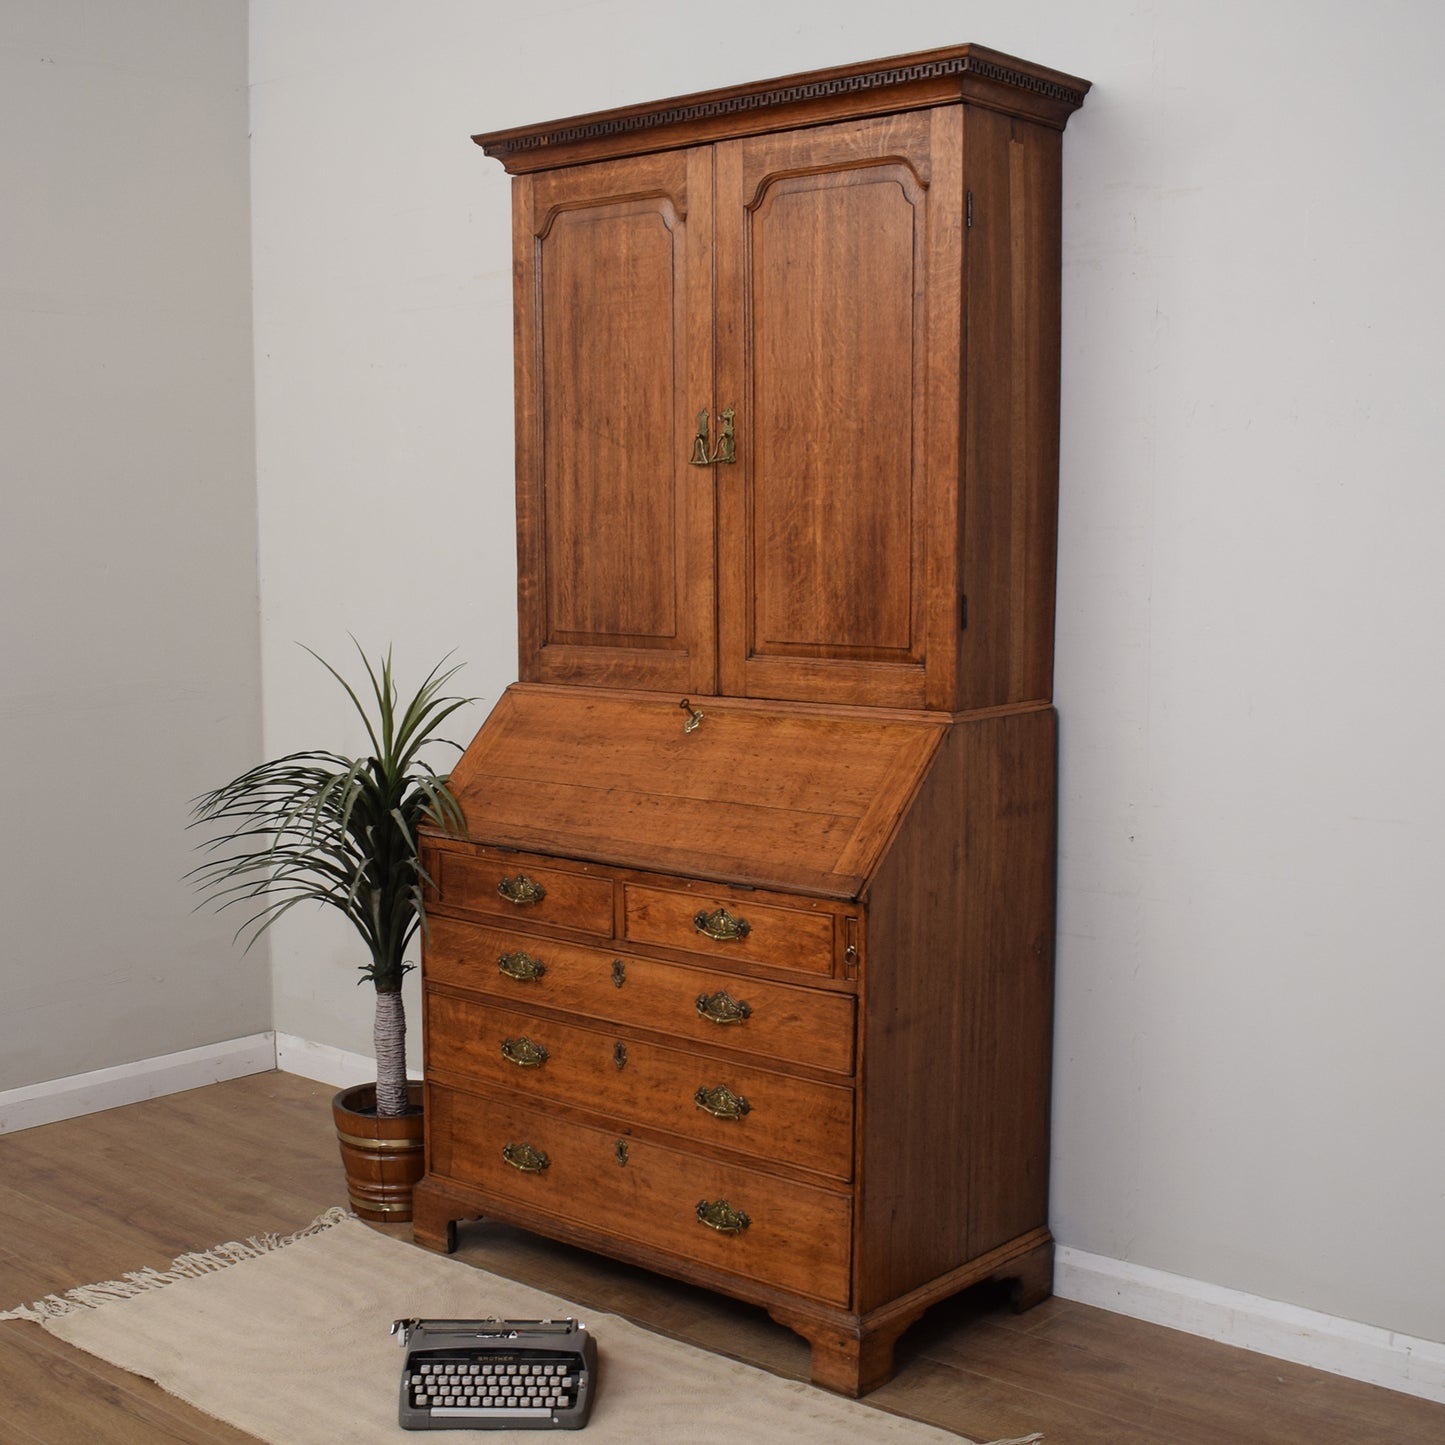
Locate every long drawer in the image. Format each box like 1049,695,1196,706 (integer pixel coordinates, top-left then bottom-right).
426,1083,853,1306
425,918,856,1075
425,993,853,1180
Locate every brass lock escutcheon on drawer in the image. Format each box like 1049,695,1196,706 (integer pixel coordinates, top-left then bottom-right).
695,1198,750,1234
502,1141,550,1173
694,906,750,942
501,1036,549,1069
497,874,546,906
694,1084,751,1120
695,990,752,1025
497,949,545,982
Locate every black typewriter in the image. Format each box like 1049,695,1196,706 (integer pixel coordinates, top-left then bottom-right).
392,1317,597,1431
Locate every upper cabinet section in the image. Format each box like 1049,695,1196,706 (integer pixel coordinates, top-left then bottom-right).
477,45,1088,714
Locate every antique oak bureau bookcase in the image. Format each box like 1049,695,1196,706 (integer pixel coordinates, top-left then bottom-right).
413,43,1089,1396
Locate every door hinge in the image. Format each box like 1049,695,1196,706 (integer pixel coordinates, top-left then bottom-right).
960,594,969,630
965,190,973,229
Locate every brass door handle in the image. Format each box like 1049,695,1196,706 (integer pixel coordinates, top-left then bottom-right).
686,407,737,466
502,1141,550,1173
497,874,546,906
695,907,750,941
497,949,545,982
695,1198,750,1233
501,1036,549,1068
695,990,752,1025
694,1084,751,1119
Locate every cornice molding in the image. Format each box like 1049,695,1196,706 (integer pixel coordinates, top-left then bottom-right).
475,44,1090,172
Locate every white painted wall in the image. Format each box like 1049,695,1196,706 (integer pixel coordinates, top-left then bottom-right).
0,1,266,1089
67,0,1431,1355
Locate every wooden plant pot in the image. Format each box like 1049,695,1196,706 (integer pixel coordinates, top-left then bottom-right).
332,1082,425,1222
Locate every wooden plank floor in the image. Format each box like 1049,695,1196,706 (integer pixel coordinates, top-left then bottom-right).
1,1072,1441,1443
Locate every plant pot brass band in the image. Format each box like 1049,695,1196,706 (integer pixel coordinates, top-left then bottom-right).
503,1141,550,1173
696,1199,751,1234
345,1194,414,1215
334,1128,426,1152
693,906,750,941
501,1035,549,1068
694,1083,751,1119
497,948,546,981
497,874,546,906
696,989,752,1024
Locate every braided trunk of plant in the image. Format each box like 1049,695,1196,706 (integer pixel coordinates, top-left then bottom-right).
373,989,410,1117
190,645,471,1118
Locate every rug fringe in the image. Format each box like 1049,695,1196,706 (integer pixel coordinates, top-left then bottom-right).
980,1436,1045,1444
0,1206,351,1324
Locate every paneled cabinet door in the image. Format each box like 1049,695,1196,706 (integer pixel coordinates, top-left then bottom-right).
513,147,718,694
714,110,965,709
513,112,965,708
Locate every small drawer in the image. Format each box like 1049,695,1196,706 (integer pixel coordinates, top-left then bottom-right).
424,919,856,1075
425,993,854,1180
623,883,836,976
435,850,613,936
426,1084,852,1306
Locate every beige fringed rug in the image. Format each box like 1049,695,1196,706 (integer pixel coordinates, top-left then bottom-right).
1,1209,1041,1444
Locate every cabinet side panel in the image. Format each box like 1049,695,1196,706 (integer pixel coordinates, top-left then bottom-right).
856,708,1055,1308
963,708,1056,1257
961,109,1064,709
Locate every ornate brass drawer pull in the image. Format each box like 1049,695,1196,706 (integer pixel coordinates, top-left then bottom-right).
502,1141,550,1173
696,1198,750,1234
694,1084,751,1120
501,1035,549,1068
497,949,546,982
497,874,546,906
695,990,752,1025
694,907,751,942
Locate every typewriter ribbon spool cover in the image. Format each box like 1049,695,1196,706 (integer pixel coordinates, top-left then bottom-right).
393,1317,598,1430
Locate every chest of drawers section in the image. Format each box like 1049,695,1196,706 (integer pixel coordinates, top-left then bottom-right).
415,844,862,1309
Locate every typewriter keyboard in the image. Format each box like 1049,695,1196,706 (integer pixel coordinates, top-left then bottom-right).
407,1353,581,1419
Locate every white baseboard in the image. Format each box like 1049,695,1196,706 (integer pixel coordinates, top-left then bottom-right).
273,1032,421,1092
0,1033,277,1134
1056,1245,1445,1406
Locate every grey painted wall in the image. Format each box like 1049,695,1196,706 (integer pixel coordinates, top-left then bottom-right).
0,0,267,1088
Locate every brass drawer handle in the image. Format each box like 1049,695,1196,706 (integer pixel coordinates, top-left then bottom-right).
694,1084,751,1120
501,1036,549,1068
497,874,546,906
502,1141,549,1173
695,990,752,1026
696,1198,750,1234
694,907,751,942
497,949,546,982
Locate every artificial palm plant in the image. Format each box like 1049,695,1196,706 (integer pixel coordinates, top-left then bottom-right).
190,645,471,1117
